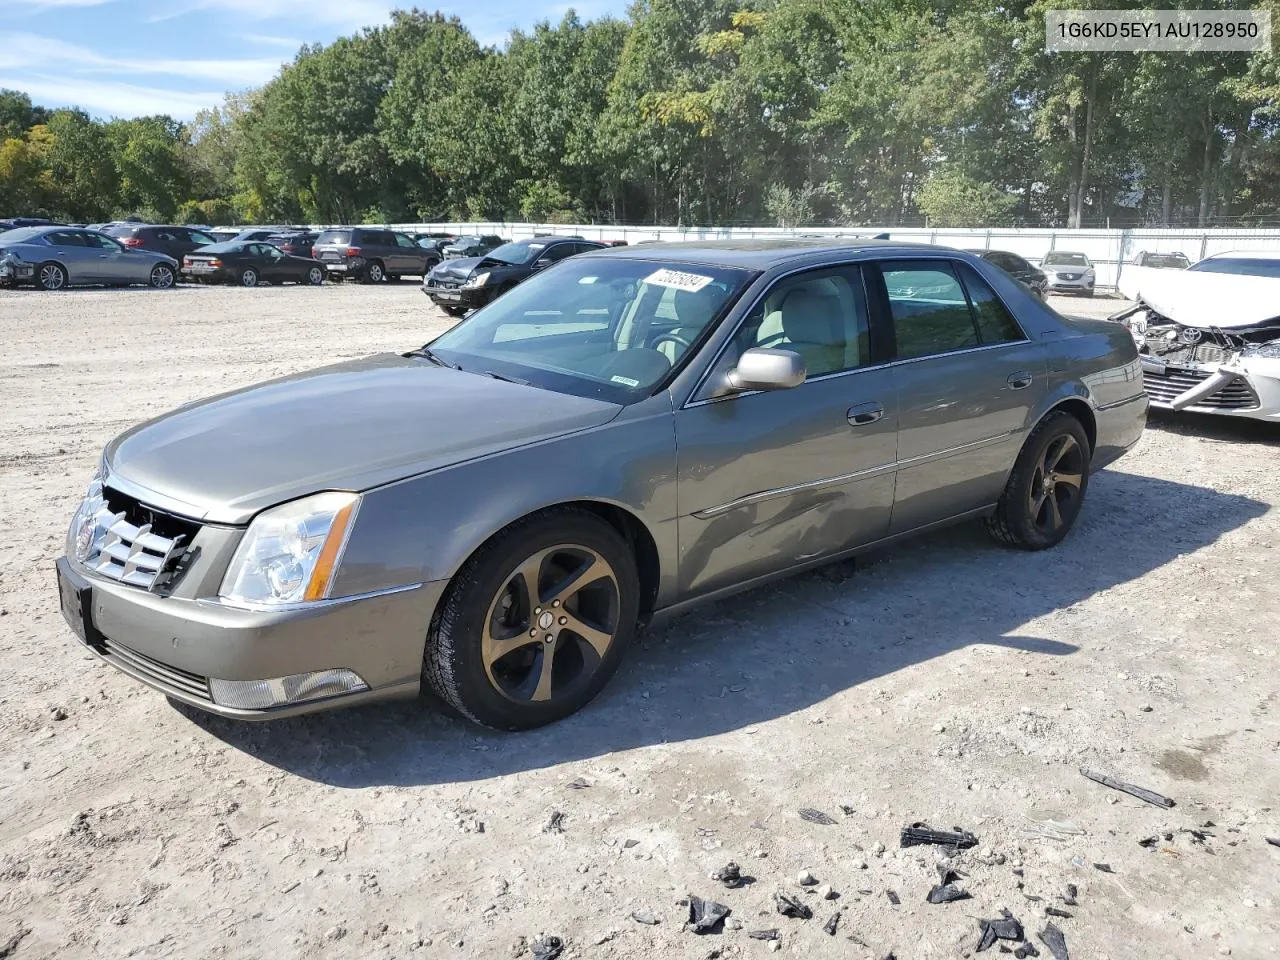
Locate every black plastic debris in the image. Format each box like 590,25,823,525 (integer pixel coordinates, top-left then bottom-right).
1267,837,1280,849
937,865,965,884
1138,836,1159,850
688,895,730,934
631,911,660,926
748,929,780,941
1180,828,1211,844
885,890,900,905
1044,907,1072,919
900,823,979,849
567,777,590,789
774,891,813,920
711,862,743,889
927,884,970,904
1038,922,1069,960
976,915,1024,952
1062,884,1078,907
823,911,841,936
839,805,856,816
543,811,566,834
799,808,837,826
1014,943,1040,959
1079,768,1175,808
1093,863,1113,873
530,936,564,960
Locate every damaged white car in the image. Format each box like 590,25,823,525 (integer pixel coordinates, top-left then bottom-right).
1114,250,1280,420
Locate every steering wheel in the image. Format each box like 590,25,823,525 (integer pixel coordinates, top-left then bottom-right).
753,332,827,353
650,332,693,354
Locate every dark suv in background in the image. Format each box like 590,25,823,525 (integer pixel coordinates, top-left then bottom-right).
269,231,318,259
312,226,436,282
442,234,506,259
103,224,216,264
424,235,605,313
965,248,1047,298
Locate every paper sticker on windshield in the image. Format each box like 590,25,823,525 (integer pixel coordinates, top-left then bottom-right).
610,375,640,387
643,268,714,293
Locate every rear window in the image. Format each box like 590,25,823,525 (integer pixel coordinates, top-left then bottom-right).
316,230,352,245
191,242,243,254
102,225,136,237
1189,257,1280,278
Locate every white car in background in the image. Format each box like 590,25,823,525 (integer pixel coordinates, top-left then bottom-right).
1040,250,1096,296
1114,250,1280,420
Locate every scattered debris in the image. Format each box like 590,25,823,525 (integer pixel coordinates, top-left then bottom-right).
1093,863,1113,873
799,808,837,825
623,839,639,849
711,862,744,888
543,811,567,834
687,896,730,934
975,914,1024,952
1014,943,1041,958
567,777,590,790
530,935,564,960
1079,768,1175,808
1062,884,1078,907
748,929,780,941
885,890,900,906
816,884,837,900
1044,907,1072,919
630,911,660,926
927,883,970,904
796,869,818,887
900,823,979,850
1265,837,1280,849
823,911,841,936
0,924,32,959
1038,923,1069,960
49,706,67,721
839,805,855,816
1138,836,1160,849
774,891,813,920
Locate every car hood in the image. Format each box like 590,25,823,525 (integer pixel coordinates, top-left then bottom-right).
104,353,623,524
1118,265,1280,328
430,256,481,281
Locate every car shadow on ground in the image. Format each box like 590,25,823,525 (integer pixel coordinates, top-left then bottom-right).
181,468,1268,786
1147,409,1280,447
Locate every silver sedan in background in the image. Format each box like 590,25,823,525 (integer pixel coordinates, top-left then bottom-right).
0,226,179,290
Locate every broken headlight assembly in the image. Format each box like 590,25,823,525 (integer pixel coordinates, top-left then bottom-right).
1244,341,1280,359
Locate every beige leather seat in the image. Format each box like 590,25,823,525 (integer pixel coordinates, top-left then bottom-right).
778,288,849,377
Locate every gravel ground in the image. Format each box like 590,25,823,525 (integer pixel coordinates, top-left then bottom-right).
0,284,1277,960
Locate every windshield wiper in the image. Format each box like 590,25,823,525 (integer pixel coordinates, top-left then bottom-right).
409,346,461,369
480,369,529,385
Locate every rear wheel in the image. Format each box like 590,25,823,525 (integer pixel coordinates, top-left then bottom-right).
37,262,68,291
986,410,1091,550
240,267,258,288
149,263,175,289
307,266,325,285
363,260,385,283
424,508,639,729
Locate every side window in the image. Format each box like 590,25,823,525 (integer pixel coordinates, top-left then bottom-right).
541,243,576,264
707,266,871,390
877,261,978,360
1007,254,1033,273
958,264,1026,344
48,231,86,246
84,233,120,250
247,243,270,257
187,230,215,245
394,233,416,248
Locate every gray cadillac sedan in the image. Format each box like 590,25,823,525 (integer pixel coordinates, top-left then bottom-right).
57,240,1147,729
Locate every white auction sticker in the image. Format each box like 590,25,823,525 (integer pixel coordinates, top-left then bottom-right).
610,375,640,386
643,268,714,293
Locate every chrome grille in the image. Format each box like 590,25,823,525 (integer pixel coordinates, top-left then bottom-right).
99,638,212,702
76,484,197,591
1143,367,1261,410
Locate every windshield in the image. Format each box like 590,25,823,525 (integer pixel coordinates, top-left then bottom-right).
0,227,46,244
1143,254,1188,268
450,236,480,246
1043,252,1090,267
426,257,753,402
1189,256,1280,278
485,241,544,265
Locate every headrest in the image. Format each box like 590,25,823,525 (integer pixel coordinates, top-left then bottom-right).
780,289,843,345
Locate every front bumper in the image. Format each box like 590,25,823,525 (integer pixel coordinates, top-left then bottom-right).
423,282,486,309
1140,356,1280,420
1045,274,1094,293
57,555,444,719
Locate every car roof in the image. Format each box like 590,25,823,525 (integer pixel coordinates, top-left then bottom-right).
1044,250,1089,257
1203,249,1280,260
579,237,956,269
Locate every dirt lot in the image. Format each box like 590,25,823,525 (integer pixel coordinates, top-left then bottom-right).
0,282,1277,960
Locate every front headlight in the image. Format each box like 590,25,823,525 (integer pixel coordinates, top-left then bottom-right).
69,470,106,561
463,271,490,289
219,492,360,605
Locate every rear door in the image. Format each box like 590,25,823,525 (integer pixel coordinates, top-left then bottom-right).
45,230,95,282
392,231,422,274
870,258,1047,534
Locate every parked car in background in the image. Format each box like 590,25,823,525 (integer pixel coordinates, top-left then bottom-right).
56,239,1146,728
424,236,605,314
268,231,318,259
443,234,505,259
1131,251,1190,269
208,229,240,243
0,225,178,290
102,224,216,265
181,241,327,287
1040,251,1096,296
965,249,1047,298
0,217,59,231
312,226,437,282
413,231,455,245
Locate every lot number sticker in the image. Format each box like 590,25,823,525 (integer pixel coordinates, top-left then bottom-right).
643,268,715,292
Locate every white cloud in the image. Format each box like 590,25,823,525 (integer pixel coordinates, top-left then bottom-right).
155,0,395,29
0,73,224,118
239,32,305,49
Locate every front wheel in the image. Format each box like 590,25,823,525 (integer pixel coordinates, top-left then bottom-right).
37,262,68,291
240,267,258,287
986,411,1091,550
423,508,639,729
150,263,175,289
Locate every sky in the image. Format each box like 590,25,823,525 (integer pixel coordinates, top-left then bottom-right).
0,0,626,120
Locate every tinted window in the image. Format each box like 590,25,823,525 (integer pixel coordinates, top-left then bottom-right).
187,230,215,245
83,233,122,250
714,266,871,381
488,241,542,264
878,261,978,360
1006,254,1032,272
394,233,417,248
539,243,578,264
958,264,1026,344
101,225,134,237
316,230,352,245
47,230,87,247
151,228,181,241
1187,257,1280,277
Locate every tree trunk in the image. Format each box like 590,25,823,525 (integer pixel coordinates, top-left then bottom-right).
1066,103,1080,228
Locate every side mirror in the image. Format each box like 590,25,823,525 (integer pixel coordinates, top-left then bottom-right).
725,348,806,392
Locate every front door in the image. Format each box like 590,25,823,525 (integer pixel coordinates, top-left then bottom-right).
674,264,898,598
868,258,1047,534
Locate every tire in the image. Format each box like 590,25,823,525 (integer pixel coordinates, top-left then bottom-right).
240,267,258,288
37,262,68,291
1083,289,1095,298
149,263,175,289
363,260,385,284
445,305,466,317
424,507,640,730
986,410,1091,550
307,266,325,286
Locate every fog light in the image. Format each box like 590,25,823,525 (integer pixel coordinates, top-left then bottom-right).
208,669,368,710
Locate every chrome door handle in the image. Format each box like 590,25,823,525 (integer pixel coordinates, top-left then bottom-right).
1007,372,1033,390
847,402,884,425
